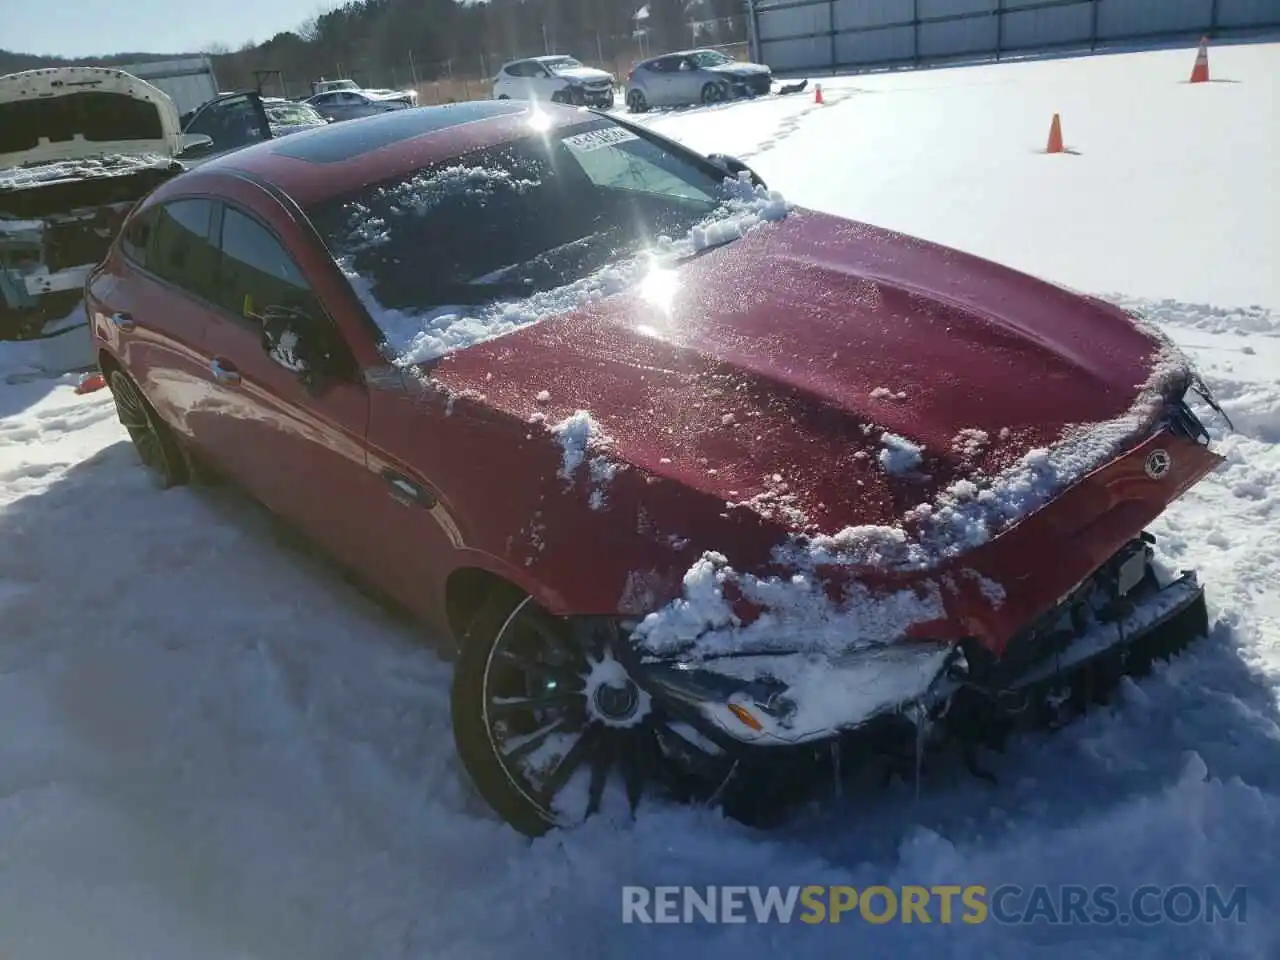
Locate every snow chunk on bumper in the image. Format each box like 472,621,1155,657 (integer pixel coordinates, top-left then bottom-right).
633,551,945,659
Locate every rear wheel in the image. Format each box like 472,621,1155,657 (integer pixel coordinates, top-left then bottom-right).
450,584,733,836
107,369,188,488
626,88,648,113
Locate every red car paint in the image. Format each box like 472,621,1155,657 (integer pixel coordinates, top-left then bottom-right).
86,103,1221,657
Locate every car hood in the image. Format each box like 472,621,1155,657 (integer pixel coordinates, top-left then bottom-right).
430,209,1180,537
707,62,771,77
0,67,183,169
555,66,614,83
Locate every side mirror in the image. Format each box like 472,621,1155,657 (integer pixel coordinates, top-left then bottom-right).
259,305,348,392
176,133,215,161
707,152,766,189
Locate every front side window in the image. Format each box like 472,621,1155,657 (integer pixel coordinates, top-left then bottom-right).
305,117,778,362
149,198,218,300
215,206,314,321
185,95,269,153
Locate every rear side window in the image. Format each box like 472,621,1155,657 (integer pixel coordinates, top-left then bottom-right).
149,199,218,300
119,206,156,266
215,205,316,322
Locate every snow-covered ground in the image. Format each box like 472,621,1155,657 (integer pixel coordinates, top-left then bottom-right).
1,41,1277,959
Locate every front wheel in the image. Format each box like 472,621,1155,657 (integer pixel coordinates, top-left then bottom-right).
701,82,727,104
450,584,732,836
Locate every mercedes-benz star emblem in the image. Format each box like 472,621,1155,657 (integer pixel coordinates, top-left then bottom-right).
1145,449,1172,479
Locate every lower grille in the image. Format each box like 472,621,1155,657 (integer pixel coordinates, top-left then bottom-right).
962,536,1157,685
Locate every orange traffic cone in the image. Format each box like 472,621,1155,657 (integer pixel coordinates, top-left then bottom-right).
75,371,106,395
1045,113,1064,153
1189,36,1210,83
814,83,824,105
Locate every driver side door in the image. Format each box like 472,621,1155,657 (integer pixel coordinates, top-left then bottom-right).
186,192,381,568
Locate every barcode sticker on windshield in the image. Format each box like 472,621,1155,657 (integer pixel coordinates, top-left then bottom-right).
562,127,639,152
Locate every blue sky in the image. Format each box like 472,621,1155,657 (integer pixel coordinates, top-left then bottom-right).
7,0,335,57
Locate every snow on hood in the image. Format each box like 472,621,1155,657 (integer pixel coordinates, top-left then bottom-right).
708,62,771,76
632,327,1196,661
0,67,183,170
339,173,789,365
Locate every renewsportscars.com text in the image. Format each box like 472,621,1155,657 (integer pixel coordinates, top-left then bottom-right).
621,884,1248,925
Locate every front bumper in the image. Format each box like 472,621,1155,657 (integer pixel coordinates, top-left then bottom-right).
639,538,1208,752
727,74,773,97
575,85,615,106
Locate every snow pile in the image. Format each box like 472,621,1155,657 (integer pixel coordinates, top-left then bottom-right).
878,432,924,475
633,551,946,659
1110,296,1279,338
951,427,989,459
342,175,789,366
550,409,619,510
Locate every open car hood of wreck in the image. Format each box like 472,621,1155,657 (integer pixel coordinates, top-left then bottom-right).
0,66,184,171
432,208,1188,542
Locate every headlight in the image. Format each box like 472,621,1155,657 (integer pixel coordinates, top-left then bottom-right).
639,640,957,745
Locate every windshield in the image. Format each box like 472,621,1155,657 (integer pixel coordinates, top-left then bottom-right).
689,51,733,68
544,57,585,73
306,117,785,362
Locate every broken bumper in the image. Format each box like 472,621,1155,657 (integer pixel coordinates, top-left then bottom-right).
639,542,1208,751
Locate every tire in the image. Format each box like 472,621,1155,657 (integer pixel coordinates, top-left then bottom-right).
450,583,730,837
107,369,189,488
626,88,648,113
550,89,569,104
701,82,727,104
496,94,510,100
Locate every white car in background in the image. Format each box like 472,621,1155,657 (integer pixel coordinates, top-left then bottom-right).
492,55,615,107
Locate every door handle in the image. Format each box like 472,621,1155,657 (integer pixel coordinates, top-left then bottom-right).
210,357,242,385
380,468,437,509
109,311,135,331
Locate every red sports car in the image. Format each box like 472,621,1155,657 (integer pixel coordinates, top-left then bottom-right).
86,101,1226,836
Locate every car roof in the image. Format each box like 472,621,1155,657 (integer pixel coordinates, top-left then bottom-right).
180,100,598,208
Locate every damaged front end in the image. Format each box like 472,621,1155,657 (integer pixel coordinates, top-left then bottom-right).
1,66,188,341
1,160,179,339
620,392,1226,822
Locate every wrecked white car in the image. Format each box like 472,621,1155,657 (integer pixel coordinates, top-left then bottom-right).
0,66,209,343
